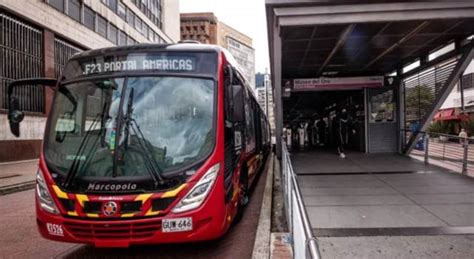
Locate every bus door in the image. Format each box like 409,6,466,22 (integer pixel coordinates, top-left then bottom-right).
223,65,245,202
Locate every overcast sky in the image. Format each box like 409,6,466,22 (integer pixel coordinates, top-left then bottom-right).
179,0,270,73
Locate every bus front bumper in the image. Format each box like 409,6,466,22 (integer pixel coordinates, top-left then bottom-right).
36,203,229,247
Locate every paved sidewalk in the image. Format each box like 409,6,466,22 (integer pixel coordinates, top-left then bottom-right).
0,160,38,195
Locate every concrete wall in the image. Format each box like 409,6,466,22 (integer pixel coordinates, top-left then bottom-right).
217,21,252,49
0,114,46,161
441,59,474,109
162,0,180,42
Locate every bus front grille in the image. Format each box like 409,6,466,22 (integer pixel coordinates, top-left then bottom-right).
64,221,161,240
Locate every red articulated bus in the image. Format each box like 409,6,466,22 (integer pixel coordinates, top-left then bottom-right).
7,43,271,247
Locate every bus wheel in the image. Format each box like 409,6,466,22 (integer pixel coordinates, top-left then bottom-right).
234,168,249,224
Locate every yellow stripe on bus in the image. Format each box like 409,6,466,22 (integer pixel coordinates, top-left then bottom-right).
52,185,68,199
247,155,258,167
67,211,78,216
161,184,187,198
76,194,89,207
145,209,160,216
121,213,135,218
86,213,99,218
134,193,153,204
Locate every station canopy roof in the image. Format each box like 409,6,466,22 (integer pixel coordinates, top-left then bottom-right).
266,0,474,79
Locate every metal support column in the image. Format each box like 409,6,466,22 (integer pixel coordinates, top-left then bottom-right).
398,70,405,154
273,23,284,159
459,73,465,111
424,133,429,164
462,138,468,175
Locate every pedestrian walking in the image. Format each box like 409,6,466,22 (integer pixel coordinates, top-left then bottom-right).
333,108,355,158
459,128,468,147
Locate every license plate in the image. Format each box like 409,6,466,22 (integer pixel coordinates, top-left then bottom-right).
162,217,193,233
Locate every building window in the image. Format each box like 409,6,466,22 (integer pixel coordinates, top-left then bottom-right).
108,24,118,44
135,16,142,33
462,73,473,90
143,23,148,37
118,30,126,46
83,5,95,30
148,27,154,41
48,0,65,12
108,0,118,12
127,9,135,26
97,15,107,38
67,0,81,22
54,37,84,78
133,0,162,29
118,2,127,20
1,12,44,113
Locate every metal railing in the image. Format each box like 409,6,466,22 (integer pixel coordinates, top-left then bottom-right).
281,142,321,259
403,129,473,175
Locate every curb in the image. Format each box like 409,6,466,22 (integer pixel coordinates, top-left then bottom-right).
252,154,274,259
0,181,36,196
0,159,38,166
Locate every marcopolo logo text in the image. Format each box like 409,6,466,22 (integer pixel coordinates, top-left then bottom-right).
87,183,137,191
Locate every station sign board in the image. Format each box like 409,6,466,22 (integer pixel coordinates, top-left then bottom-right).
290,76,384,91
226,37,256,88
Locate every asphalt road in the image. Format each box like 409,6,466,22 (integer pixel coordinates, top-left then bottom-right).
0,160,269,259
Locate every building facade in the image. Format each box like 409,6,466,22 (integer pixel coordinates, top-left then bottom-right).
256,72,275,138
437,59,474,132
180,12,255,88
180,12,217,44
0,0,179,162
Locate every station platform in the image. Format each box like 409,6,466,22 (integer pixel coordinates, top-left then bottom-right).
291,150,474,257
291,150,443,174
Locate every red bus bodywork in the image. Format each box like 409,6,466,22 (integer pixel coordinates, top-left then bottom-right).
31,44,271,247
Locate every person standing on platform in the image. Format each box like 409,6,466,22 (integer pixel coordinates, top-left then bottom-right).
283,124,292,150
333,108,355,158
298,123,305,150
316,115,327,146
459,128,468,147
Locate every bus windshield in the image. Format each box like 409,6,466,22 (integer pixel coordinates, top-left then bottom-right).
44,76,215,187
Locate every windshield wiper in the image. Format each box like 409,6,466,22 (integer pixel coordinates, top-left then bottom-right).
63,89,112,189
63,112,104,188
117,88,165,186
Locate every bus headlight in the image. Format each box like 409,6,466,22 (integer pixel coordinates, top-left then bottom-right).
172,163,220,213
36,170,59,215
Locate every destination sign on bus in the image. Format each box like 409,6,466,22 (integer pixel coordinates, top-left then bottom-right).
62,52,217,80
81,56,196,75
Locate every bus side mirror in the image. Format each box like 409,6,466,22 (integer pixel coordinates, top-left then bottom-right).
8,97,24,137
232,84,244,123
7,78,57,137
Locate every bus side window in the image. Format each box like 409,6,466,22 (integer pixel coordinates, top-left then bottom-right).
224,65,233,124
243,87,256,153
232,86,244,123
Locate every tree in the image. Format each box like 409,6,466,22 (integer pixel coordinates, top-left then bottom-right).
405,84,435,122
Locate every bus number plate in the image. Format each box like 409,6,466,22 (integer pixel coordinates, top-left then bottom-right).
162,217,193,232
